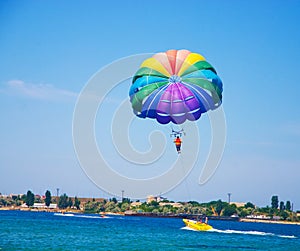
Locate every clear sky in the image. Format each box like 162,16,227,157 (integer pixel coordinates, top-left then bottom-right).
1,0,300,209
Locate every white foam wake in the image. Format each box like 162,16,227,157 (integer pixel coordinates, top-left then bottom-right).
182,227,297,238
208,228,275,236
54,213,110,219
54,213,75,217
181,226,198,231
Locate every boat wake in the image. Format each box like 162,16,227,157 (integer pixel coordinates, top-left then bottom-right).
181,227,297,239
54,213,110,219
181,226,198,231
54,213,75,217
209,228,297,238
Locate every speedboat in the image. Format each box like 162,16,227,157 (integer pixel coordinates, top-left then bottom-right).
183,219,213,231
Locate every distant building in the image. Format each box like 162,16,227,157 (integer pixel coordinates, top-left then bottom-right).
146,195,166,203
131,202,142,207
272,216,281,220
21,203,57,209
147,195,156,203
47,204,57,209
33,203,45,208
124,210,135,215
246,214,271,219
230,202,246,208
159,202,183,208
34,195,42,201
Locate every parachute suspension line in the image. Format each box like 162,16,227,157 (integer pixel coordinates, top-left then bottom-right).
170,124,185,138
169,125,174,138
178,155,192,202
180,125,185,136
170,125,174,133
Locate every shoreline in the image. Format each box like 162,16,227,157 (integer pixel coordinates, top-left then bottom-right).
1,207,300,225
240,218,300,225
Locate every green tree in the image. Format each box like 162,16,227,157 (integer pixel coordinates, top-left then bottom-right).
239,208,250,217
110,197,118,203
121,202,130,212
105,201,117,212
286,201,291,211
45,190,51,207
26,190,34,207
21,194,26,202
122,198,131,204
74,197,80,210
98,200,106,212
222,205,237,216
279,210,289,220
245,202,255,209
149,201,159,207
268,208,275,218
58,194,69,209
84,201,99,213
162,206,173,214
152,209,159,214
11,195,18,200
279,201,285,211
188,201,200,206
215,200,226,216
68,198,73,208
111,206,121,213
0,198,7,206
271,195,279,209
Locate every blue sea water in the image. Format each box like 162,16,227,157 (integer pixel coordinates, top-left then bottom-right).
0,211,300,250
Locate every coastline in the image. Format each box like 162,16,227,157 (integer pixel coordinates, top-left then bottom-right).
240,218,300,225
1,207,300,225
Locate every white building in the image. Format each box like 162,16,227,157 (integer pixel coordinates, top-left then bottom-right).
21,203,57,209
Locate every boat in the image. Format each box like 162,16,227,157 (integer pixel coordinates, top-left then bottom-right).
183,219,213,231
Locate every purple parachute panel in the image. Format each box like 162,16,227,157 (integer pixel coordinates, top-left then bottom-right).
156,83,201,124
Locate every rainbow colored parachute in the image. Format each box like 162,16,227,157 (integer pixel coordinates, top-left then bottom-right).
129,49,223,124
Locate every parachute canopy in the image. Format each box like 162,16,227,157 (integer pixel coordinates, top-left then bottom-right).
129,49,223,124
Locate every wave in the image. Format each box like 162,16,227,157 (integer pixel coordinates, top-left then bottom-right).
75,215,110,219
54,213,75,217
181,227,297,239
54,213,110,219
278,235,297,239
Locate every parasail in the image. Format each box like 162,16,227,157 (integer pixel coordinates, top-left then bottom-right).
129,49,223,124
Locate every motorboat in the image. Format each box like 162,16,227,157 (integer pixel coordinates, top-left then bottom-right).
183,219,213,231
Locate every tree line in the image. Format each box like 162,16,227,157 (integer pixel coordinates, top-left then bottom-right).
0,190,80,210
0,191,298,221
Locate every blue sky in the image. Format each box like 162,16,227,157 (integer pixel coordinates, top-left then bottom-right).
1,0,300,209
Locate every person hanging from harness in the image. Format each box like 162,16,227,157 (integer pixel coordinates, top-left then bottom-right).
174,136,182,154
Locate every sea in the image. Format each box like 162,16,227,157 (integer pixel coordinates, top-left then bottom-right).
0,210,300,250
